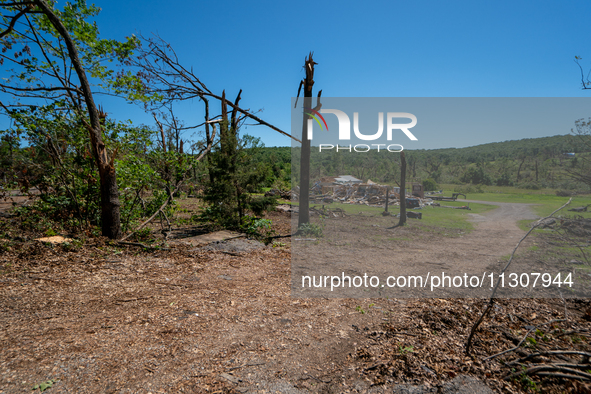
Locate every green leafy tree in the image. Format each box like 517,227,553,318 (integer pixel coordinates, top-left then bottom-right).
460,166,493,186
567,118,591,189
0,0,141,238
201,94,274,229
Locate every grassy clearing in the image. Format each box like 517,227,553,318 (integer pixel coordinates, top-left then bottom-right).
418,202,496,232
437,184,591,223
305,200,496,235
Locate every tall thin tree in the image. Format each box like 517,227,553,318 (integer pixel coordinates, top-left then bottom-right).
297,53,320,227
398,151,407,226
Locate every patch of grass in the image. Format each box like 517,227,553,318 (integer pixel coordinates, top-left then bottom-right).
437,185,591,231
301,200,497,236
399,345,414,354
417,202,496,233
297,222,323,237
32,379,57,392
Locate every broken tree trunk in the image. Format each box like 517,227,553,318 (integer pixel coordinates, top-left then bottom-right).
34,0,121,239
399,151,407,226
298,53,317,228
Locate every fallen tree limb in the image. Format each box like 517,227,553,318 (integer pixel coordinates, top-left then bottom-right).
509,350,591,365
483,319,565,361
117,241,169,250
466,198,572,356
505,364,591,381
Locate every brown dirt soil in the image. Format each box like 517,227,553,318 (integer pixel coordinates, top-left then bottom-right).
1,202,591,393
292,201,587,298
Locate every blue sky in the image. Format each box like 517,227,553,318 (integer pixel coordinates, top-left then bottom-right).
5,0,591,148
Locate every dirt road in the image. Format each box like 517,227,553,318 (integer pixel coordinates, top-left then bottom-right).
292,201,543,298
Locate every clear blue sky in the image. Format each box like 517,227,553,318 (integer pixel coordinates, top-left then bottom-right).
8,0,591,148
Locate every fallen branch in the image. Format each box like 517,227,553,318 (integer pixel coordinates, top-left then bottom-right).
466,198,572,355
535,372,591,381
115,296,152,303
483,319,565,361
120,186,176,241
505,364,591,381
28,275,59,282
117,241,169,250
509,350,591,365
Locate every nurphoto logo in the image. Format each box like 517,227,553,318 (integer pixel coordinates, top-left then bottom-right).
304,109,418,152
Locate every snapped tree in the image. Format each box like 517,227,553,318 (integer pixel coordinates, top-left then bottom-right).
0,0,141,239
295,52,321,228
121,34,299,228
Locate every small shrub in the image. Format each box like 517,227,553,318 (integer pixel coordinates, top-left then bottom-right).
241,216,273,239
297,222,323,237
247,196,277,217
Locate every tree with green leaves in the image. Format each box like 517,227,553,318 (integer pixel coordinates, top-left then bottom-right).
0,0,141,238
567,118,591,189
200,92,275,229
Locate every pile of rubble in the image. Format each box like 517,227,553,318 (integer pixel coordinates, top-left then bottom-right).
292,183,430,208
290,182,470,211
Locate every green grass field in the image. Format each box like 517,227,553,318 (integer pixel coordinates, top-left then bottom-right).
292,183,590,236
434,184,591,231
302,199,496,234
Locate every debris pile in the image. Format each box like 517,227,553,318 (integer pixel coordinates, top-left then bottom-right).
290,181,471,213
560,217,591,237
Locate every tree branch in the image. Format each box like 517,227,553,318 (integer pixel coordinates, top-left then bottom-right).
466,198,573,355
0,5,31,39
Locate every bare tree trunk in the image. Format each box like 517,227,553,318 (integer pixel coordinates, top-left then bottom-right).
298,53,317,228
35,0,121,238
399,151,407,226
516,156,526,183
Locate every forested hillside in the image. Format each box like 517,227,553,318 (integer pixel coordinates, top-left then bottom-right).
257,134,591,190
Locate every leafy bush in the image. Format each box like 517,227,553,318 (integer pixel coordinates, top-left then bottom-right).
520,182,541,190
241,216,274,240
297,222,323,237
422,178,438,191
495,173,514,186
247,196,277,217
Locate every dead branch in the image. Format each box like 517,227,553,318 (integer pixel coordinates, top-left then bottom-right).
116,241,167,250
483,319,565,361
132,34,300,143
505,364,591,381
119,186,176,241
509,350,591,365
466,198,572,355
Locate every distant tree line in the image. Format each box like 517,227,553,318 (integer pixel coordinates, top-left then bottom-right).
254,134,591,191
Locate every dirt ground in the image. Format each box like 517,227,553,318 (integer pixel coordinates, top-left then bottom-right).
1,199,591,393
292,200,587,298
